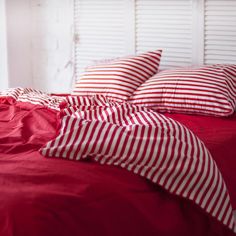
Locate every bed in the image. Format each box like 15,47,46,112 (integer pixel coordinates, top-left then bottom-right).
0,52,236,236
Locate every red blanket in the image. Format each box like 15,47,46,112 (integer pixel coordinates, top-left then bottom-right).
0,88,236,236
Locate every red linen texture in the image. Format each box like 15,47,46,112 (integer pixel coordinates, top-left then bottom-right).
0,88,236,236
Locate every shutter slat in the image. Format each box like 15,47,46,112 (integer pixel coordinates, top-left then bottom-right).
74,0,236,76
74,0,127,78
136,0,193,69
204,0,236,65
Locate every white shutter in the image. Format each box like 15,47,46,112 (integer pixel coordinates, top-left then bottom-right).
73,0,236,76
74,0,131,78
135,0,194,70
204,0,236,64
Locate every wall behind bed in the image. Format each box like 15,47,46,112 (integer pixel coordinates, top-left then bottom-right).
2,0,74,93
74,0,236,78
5,0,32,89
0,0,8,90
30,0,74,93
3,0,236,93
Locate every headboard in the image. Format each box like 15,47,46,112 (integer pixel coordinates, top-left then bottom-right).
74,0,236,76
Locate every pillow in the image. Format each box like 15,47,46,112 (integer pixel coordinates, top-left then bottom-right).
72,50,162,102
128,64,236,117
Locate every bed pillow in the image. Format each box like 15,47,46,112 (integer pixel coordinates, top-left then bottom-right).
128,64,236,117
72,50,162,102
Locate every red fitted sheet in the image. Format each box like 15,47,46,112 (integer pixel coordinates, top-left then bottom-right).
0,102,235,236
165,112,236,209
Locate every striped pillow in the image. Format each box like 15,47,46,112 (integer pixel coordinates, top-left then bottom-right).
72,50,162,102
129,65,236,117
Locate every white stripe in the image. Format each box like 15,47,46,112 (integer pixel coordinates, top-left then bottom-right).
53,117,74,157
127,125,149,170
189,147,209,201
81,122,104,157
75,121,97,158
91,123,111,156
153,117,175,184
206,169,222,213
62,119,81,158
69,121,89,160
95,125,116,159
100,127,124,164
212,185,227,217
133,126,155,174
196,157,215,205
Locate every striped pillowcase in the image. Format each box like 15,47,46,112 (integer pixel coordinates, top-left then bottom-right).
72,50,162,102
129,64,236,117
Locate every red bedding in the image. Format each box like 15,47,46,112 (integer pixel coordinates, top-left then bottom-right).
165,113,236,210
0,91,236,236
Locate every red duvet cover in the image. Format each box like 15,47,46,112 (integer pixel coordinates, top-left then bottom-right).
0,89,236,236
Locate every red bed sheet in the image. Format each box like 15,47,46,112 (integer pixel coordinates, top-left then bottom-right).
165,112,236,210
0,102,235,236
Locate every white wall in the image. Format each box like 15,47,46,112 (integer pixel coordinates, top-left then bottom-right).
0,0,8,90
2,0,236,93
5,0,32,88
3,0,74,93
30,0,74,93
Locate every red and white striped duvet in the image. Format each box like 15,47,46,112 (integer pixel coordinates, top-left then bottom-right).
40,95,236,233
0,87,65,110
129,64,236,116
72,50,162,102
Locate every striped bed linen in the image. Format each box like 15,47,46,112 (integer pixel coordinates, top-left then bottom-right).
39,95,236,233
129,64,236,117
1,89,236,233
0,87,66,111
72,50,162,102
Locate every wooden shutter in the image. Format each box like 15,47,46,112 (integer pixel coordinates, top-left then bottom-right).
74,0,130,78
135,0,194,70
204,0,236,64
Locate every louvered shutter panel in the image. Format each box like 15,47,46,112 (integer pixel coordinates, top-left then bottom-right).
204,0,236,64
135,0,193,70
74,0,129,79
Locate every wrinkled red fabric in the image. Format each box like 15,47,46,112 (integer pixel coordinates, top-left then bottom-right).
0,102,235,236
